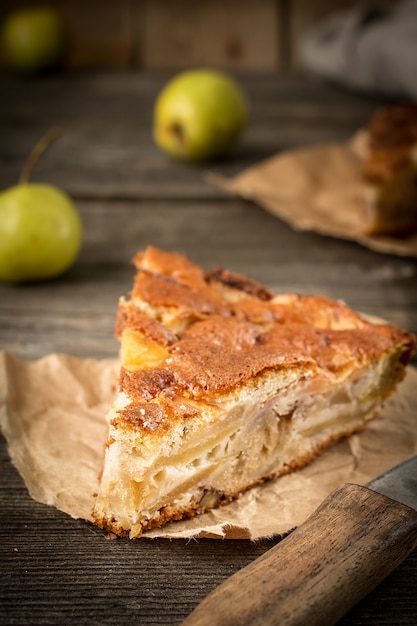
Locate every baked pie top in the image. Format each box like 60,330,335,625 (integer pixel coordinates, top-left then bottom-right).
112,246,415,433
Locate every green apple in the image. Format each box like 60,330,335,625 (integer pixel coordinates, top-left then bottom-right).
153,69,249,162
0,127,82,284
0,7,68,73
0,183,82,283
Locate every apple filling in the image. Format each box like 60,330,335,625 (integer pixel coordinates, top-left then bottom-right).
94,352,398,538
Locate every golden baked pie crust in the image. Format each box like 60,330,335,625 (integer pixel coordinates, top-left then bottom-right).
93,247,415,538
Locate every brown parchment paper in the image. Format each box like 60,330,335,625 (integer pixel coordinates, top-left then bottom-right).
1,348,416,540
208,133,417,257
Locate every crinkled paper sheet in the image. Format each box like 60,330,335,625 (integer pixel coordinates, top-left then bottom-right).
208,133,417,258
0,349,416,540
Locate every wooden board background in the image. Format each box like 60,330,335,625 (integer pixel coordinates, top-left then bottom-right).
0,0,364,70
1,26,417,625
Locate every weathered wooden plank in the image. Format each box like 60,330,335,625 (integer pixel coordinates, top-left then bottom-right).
60,0,133,68
0,72,381,126
0,0,369,71
0,73,382,198
0,0,369,73
1,199,416,361
142,0,280,70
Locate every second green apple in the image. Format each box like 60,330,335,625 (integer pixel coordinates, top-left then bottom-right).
153,69,249,162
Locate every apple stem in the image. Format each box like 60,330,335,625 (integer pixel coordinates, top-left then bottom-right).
170,122,185,149
19,126,62,184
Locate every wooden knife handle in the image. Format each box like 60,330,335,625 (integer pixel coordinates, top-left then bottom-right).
181,484,417,626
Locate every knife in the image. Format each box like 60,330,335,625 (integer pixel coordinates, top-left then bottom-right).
181,455,417,626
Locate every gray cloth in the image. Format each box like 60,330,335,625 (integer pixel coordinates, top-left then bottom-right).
300,0,417,101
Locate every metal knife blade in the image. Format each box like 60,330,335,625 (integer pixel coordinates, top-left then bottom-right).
182,455,417,626
366,455,417,511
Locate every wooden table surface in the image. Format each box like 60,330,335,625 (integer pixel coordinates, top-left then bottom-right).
1,70,416,625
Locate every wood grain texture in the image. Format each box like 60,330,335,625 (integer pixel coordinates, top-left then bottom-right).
182,484,417,626
0,0,386,71
0,70,417,625
0,73,380,199
1,199,416,362
142,0,279,70
60,0,133,69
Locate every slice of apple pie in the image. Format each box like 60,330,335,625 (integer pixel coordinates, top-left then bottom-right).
93,246,415,538
362,102,417,236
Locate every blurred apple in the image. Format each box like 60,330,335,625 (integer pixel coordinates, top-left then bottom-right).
0,6,68,73
153,69,249,162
